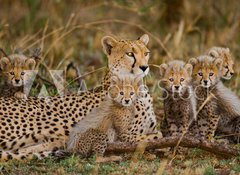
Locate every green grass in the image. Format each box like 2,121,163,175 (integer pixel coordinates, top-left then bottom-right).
0,149,239,175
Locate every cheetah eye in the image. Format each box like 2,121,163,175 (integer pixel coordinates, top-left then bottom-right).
144,52,150,56
120,91,124,95
209,72,214,76
130,92,134,95
21,72,25,76
198,72,203,76
9,72,14,75
169,78,174,82
180,78,184,82
126,52,134,57
225,65,229,69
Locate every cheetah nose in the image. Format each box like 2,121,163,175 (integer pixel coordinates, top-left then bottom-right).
139,66,148,72
230,72,234,76
175,86,180,90
125,99,130,104
203,80,208,85
15,79,20,84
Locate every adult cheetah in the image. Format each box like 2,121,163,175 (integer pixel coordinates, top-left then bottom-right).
0,34,158,161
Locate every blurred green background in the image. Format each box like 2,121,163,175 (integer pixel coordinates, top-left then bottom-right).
1,0,240,117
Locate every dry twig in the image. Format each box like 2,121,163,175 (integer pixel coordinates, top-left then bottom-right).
106,136,239,159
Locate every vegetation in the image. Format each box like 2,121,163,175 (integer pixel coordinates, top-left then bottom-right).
0,0,239,174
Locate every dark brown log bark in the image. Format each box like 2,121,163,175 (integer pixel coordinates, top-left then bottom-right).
106,136,239,158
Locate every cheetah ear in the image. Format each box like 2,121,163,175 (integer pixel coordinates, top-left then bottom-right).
139,34,149,45
209,49,219,58
25,58,36,70
134,76,143,86
101,36,117,55
188,58,198,67
184,63,193,76
110,75,119,86
214,58,223,69
159,63,168,77
0,57,10,70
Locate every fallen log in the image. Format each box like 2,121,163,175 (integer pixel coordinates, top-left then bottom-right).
106,136,239,158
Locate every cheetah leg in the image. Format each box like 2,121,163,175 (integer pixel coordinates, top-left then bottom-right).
17,138,65,155
206,114,220,142
2,133,48,151
2,132,65,151
0,138,65,161
0,150,54,161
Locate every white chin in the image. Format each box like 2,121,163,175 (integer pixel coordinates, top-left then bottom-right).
222,76,232,80
12,83,22,87
201,84,210,88
122,103,132,107
144,68,149,75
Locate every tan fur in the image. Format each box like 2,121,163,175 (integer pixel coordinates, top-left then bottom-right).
189,56,223,141
159,60,196,137
207,47,234,80
0,54,36,99
102,34,150,76
67,75,162,157
0,35,157,161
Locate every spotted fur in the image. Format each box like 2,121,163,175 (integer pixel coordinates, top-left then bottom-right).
0,34,157,161
159,60,196,137
0,54,36,99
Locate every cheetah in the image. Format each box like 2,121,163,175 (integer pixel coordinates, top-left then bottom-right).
188,55,225,141
67,75,162,162
0,34,158,161
159,60,196,137
207,46,234,80
206,47,240,143
0,53,37,99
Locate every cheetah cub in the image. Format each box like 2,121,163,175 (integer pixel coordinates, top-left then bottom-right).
67,75,162,162
207,47,234,80
159,60,196,137
207,47,240,143
189,56,224,141
0,54,36,99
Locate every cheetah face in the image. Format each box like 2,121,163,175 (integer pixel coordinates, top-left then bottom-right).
0,55,36,87
159,60,192,94
208,47,234,80
109,75,142,107
102,34,150,77
109,84,137,107
221,58,234,80
189,56,222,88
116,85,136,107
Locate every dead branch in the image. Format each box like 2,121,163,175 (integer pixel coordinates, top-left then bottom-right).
106,136,239,159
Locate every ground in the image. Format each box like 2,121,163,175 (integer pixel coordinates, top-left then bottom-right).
0,149,240,175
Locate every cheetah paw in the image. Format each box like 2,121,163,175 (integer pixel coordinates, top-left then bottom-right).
14,92,27,99
96,155,122,163
143,152,156,161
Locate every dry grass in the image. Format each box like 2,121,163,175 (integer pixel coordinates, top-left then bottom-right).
0,0,240,174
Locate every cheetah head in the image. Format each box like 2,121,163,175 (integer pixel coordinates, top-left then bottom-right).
189,56,222,88
208,47,234,80
159,60,192,94
108,75,143,107
101,34,150,77
0,54,36,87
